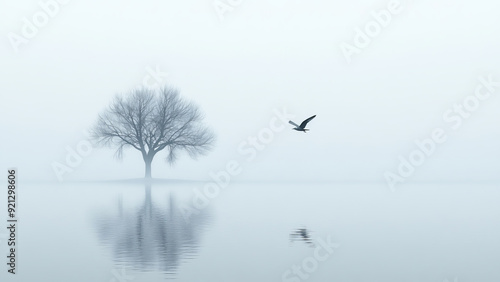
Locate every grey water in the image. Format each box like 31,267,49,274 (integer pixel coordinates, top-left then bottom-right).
1,182,499,282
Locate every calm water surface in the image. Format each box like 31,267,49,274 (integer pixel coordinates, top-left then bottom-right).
2,182,499,281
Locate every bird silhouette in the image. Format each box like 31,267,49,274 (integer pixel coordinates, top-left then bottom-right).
289,115,316,133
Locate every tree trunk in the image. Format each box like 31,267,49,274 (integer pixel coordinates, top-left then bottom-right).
144,156,153,179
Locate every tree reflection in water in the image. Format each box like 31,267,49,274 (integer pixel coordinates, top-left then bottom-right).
94,184,210,276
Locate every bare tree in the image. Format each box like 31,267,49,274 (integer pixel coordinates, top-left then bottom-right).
91,87,215,179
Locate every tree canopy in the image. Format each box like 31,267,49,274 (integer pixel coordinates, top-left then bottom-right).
91,87,215,178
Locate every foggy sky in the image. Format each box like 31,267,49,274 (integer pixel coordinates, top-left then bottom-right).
1,0,500,183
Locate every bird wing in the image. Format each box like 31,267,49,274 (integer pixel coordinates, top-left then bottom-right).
299,115,316,128
289,120,300,127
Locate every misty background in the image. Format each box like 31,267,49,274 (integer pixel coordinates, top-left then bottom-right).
1,0,500,183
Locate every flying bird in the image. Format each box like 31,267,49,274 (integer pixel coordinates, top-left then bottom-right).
289,115,316,133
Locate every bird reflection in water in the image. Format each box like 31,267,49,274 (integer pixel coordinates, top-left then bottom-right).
290,227,315,247
94,184,210,277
